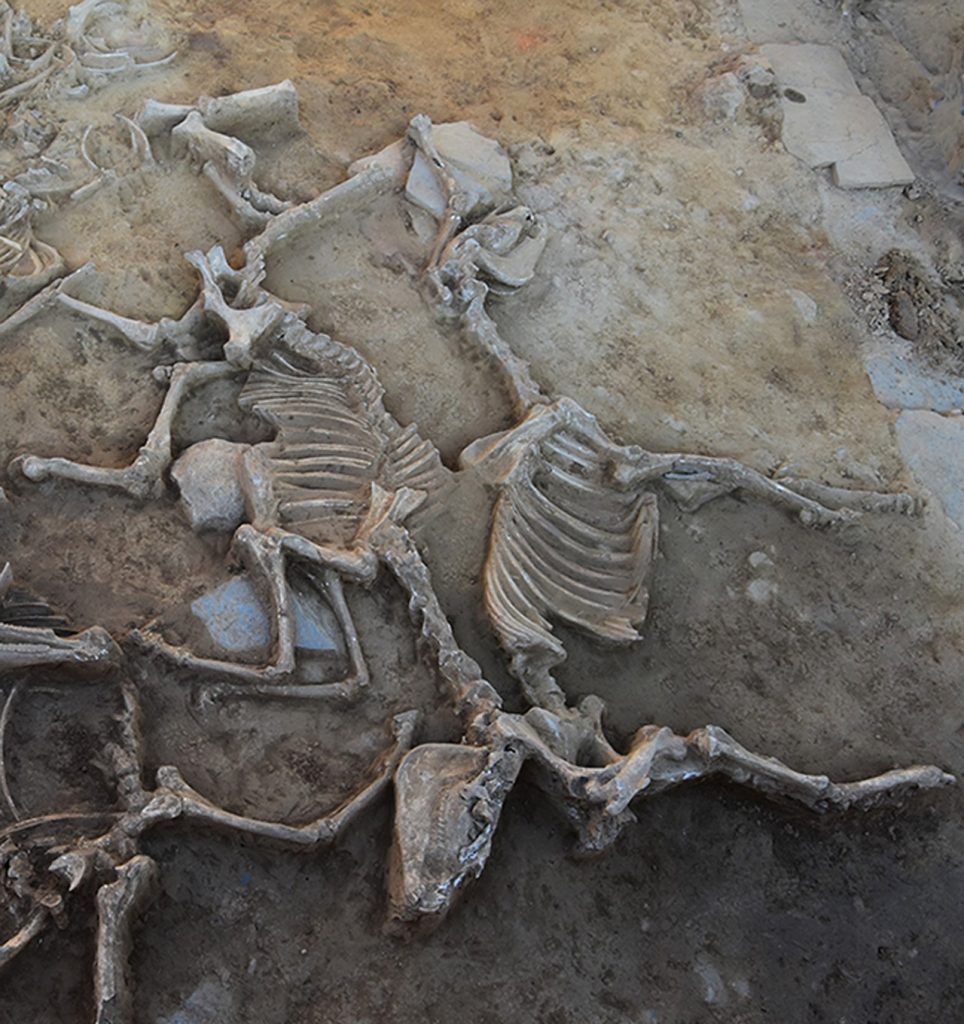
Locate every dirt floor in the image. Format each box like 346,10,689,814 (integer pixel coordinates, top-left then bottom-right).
1,1,963,1022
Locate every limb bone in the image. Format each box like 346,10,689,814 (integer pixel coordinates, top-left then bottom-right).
145,710,419,847
93,855,157,1024
11,361,240,499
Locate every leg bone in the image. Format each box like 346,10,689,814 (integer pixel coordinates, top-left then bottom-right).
11,361,238,499
0,907,48,971
93,855,157,1024
614,450,876,528
146,710,418,847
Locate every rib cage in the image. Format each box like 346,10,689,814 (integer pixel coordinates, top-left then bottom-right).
484,424,658,683
239,329,449,540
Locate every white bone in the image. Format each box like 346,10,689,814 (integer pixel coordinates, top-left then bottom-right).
136,98,194,136
171,110,256,180
198,79,300,140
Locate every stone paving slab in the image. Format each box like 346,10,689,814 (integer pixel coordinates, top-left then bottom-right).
760,43,915,188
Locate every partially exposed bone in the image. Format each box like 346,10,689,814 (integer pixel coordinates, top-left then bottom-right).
11,360,241,499
145,710,419,845
201,160,271,229
58,293,175,352
405,120,547,415
0,61,55,108
136,99,194,136
115,113,154,166
388,741,522,930
405,116,513,223
0,683,20,819
173,111,291,227
133,523,298,690
185,246,285,365
66,0,176,81
613,448,920,527
390,699,954,927
0,262,94,340
198,80,300,140
172,110,255,178
0,113,952,983
461,399,660,709
0,620,118,674
0,182,64,311
362,485,502,732
772,473,923,516
0,907,47,969
243,163,399,267
93,855,157,1024
502,714,956,853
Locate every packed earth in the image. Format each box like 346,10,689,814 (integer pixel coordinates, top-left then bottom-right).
0,2,962,1022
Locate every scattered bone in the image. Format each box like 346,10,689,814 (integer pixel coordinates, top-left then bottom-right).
66,0,176,83
0,0,175,116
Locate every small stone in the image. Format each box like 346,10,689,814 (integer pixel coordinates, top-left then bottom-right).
694,956,727,1006
697,71,746,121
748,550,774,570
788,288,818,324
746,578,779,603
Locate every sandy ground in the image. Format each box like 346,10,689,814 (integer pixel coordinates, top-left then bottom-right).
1,1,962,1022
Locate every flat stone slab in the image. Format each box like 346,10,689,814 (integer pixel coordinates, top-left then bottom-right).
192,576,343,654
895,410,964,530
405,121,513,218
863,339,964,413
737,0,838,45
760,43,914,189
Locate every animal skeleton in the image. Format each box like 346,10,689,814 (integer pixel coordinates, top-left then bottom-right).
0,94,954,1019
